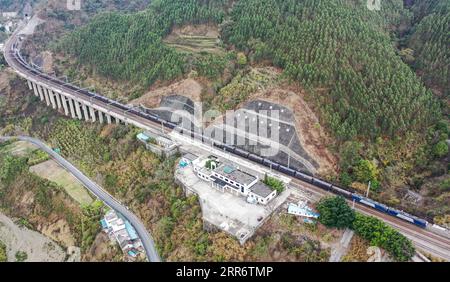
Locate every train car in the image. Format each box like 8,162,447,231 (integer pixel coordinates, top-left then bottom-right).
263,158,280,170
214,143,224,150
223,144,235,153
164,121,177,129
234,147,249,158
295,171,313,183
248,153,264,164
412,218,428,228
387,208,428,228
312,178,332,191
352,194,389,213
330,185,352,198
278,165,296,177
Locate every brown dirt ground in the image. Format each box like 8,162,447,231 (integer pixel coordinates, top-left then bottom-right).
129,78,203,108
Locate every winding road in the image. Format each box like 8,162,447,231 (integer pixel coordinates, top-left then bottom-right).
0,136,161,262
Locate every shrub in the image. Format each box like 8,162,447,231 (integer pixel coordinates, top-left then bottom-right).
316,196,355,229
355,159,379,184
352,213,415,261
432,141,448,158
15,251,27,262
263,174,285,193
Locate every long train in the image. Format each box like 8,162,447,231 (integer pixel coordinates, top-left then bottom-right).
9,45,429,229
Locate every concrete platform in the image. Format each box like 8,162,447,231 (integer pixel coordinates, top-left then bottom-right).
175,164,290,244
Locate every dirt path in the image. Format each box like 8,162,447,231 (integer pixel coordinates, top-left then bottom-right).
329,228,354,262
0,212,66,262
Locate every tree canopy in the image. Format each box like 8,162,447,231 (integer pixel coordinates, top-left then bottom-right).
316,196,355,229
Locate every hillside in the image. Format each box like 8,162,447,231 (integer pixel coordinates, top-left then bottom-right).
407,1,450,100
57,0,226,88
26,1,450,223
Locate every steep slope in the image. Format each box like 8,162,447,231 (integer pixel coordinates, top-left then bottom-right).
407,1,450,98
221,0,440,142
57,0,226,87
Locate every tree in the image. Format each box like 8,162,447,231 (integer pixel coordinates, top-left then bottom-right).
316,196,355,229
15,251,27,262
352,213,415,261
432,141,448,158
263,174,285,193
354,160,379,184
0,241,6,262
236,52,247,66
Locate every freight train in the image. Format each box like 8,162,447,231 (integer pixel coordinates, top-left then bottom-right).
10,47,429,229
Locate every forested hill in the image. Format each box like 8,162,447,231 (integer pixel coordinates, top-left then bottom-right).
58,0,441,143
221,0,440,142
58,0,226,87
407,1,450,99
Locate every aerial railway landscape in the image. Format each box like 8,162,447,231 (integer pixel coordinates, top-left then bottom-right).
2,16,450,262
0,0,450,262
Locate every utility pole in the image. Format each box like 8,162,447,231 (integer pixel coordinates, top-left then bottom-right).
287,153,290,168
366,181,371,198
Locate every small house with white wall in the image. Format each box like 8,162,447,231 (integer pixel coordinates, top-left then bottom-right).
192,155,278,205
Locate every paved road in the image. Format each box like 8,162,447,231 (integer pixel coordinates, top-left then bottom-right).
0,136,161,262
4,17,450,262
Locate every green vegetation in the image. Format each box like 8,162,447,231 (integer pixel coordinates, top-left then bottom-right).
58,0,226,88
0,240,6,262
194,53,228,79
432,141,449,158
27,149,50,166
80,200,104,252
263,174,284,193
408,1,450,98
0,154,27,185
214,68,276,111
14,250,27,262
222,0,440,142
280,232,329,262
316,196,415,261
353,213,415,262
316,196,355,229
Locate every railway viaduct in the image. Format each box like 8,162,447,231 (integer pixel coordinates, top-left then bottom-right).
4,27,164,135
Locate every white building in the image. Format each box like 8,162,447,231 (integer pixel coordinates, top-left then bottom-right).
101,210,144,260
192,155,277,205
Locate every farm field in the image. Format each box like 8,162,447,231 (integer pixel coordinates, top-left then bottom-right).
163,24,224,55
0,141,37,157
30,160,93,206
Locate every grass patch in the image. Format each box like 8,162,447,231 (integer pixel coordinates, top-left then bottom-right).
0,141,37,157
30,160,93,206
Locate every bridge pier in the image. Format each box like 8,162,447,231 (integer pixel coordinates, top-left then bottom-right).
82,103,90,121
89,107,96,122
31,81,38,97
74,100,83,120
47,88,57,109
106,113,112,124
33,82,43,100
27,80,32,90
54,91,62,109
68,97,77,119
60,95,70,116
39,85,50,106
98,111,104,123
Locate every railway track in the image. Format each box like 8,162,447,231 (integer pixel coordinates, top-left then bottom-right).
290,179,450,261
4,18,450,262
